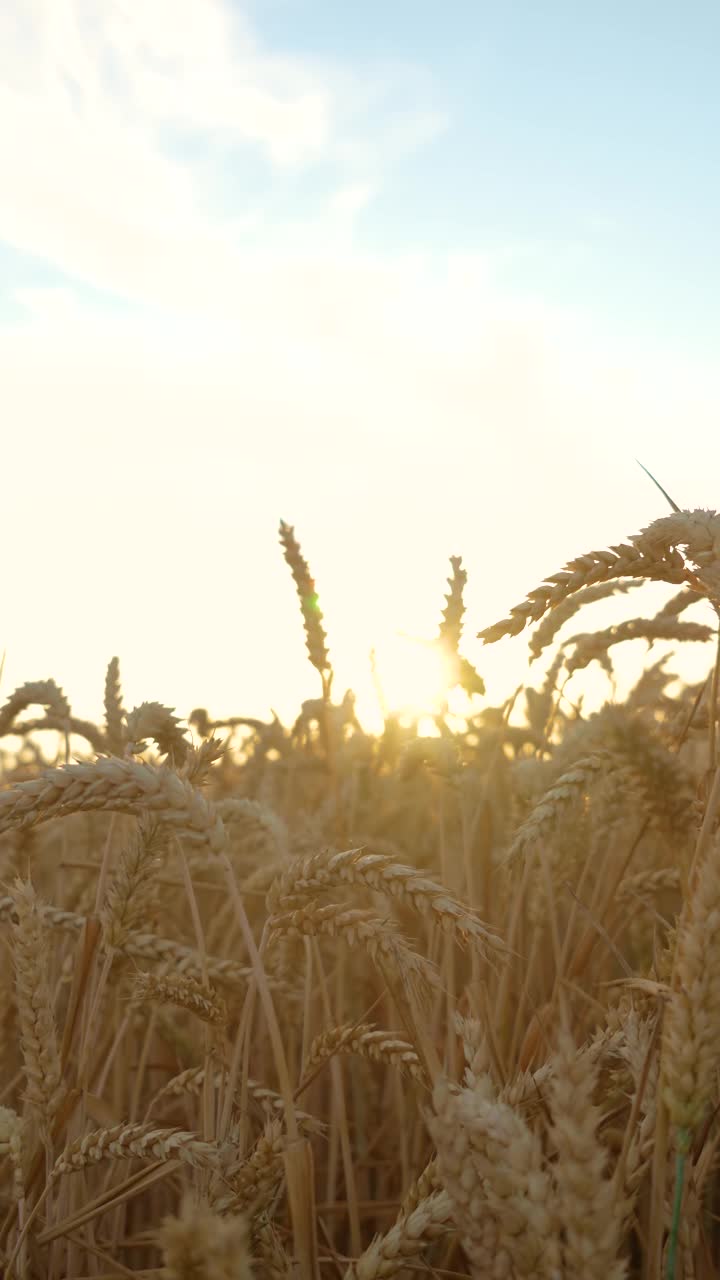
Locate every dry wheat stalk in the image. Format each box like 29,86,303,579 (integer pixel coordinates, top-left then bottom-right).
10,878,63,1126
158,1193,253,1280
306,1023,425,1082
9,713,107,753
267,846,501,955
0,756,225,851
131,971,227,1027
52,1123,220,1176
349,1189,454,1280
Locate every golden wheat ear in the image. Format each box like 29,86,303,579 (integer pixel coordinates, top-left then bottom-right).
278,518,332,683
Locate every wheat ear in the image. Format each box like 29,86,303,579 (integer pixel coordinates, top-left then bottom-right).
158,1194,253,1280
10,878,63,1129
267,846,502,956
350,1189,454,1280
0,756,225,851
306,1023,425,1082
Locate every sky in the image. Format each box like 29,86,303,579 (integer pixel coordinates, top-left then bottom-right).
2,0,720,734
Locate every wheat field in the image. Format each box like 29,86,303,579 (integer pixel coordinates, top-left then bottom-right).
2,510,720,1279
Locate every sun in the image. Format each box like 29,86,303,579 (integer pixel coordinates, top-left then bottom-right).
370,631,456,722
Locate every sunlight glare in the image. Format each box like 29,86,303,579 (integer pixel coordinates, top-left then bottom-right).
371,632,455,720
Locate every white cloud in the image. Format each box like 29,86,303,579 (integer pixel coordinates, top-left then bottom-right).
328,183,376,218
1,1,719,727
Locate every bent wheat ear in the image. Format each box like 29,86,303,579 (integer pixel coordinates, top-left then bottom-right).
306,1022,425,1082
125,702,189,763
565,616,713,677
480,539,686,645
528,580,643,661
0,756,225,852
267,845,503,958
52,1123,220,1175
131,971,227,1027
268,901,438,1005
0,680,71,737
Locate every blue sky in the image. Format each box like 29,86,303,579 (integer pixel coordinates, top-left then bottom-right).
1,1,719,729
